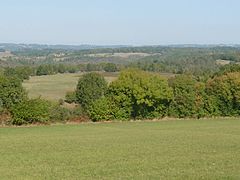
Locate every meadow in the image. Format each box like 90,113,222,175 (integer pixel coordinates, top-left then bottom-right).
23,72,118,101
1,118,240,179
22,72,172,101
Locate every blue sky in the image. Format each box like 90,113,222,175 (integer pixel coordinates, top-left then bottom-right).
0,0,239,45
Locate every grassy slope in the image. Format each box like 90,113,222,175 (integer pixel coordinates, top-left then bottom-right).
0,119,240,179
22,72,118,101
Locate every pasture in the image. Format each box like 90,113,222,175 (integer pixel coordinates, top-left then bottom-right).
0,118,240,179
23,72,118,101
22,72,173,101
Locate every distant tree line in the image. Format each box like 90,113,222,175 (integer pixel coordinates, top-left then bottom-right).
3,46,240,82
2,63,119,81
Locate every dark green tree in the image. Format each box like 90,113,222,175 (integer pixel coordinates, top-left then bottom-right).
76,72,108,108
103,63,118,72
0,76,27,109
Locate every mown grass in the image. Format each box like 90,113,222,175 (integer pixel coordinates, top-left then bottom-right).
23,72,118,101
0,118,240,179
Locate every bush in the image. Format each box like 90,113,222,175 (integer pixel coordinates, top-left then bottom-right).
88,97,129,122
0,76,27,109
70,106,84,117
76,72,108,108
0,99,3,113
88,97,113,121
65,91,77,104
0,110,11,126
11,98,52,125
49,105,71,122
168,75,197,118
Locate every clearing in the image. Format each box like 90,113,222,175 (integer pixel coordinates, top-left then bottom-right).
23,72,118,101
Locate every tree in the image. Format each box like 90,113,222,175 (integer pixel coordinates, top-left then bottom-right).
168,75,197,118
76,72,108,108
107,69,173,119
103,63,118,72
57,64,66,74
36,65,55,76
206,72,240,116
0,76,27,109
215,64,240,76
4,66,33,81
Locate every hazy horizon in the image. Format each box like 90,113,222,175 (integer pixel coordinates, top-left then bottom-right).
1,0,240,45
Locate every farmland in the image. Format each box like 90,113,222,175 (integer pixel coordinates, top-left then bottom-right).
23,72,118,101
1,118,240,179
22,72,173,101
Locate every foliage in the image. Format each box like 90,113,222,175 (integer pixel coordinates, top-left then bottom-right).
10,98,52,125
49,105,71,122
65,91,77,103
206,72,240,116
76,72,108,108
103,63,118,72
36,65,55,76
4,66,33,81
88,96,130,121
107,69,173,119
0,99,3,113
215,64,240,76
88,97,113,121
168,75,197,118
0,76,27,109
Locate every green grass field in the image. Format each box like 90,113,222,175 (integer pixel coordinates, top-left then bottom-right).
1,118,240,179
23,72,118,101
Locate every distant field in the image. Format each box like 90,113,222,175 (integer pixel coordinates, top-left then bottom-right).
23,72,173,101
23,72,118,101
87,52,161,58
0,119,240,179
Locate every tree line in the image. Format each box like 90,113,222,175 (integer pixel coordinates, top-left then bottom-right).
2,63,119,81
71,65,240,121
0,64,239,125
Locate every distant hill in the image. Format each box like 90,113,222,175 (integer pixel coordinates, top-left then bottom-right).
0,43,130,52
1,43,240,52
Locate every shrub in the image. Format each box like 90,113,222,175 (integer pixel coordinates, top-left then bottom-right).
49,105,71,122
168,75,197,118
76,72,108,108
88,97,113,122
65,91,77,104
88,97,129,122
0,110,11,126
0,76,27,109
11,98,52,125
0,99,3,113
70,105,84,117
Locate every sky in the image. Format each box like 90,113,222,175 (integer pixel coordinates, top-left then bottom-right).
0,0,240,45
